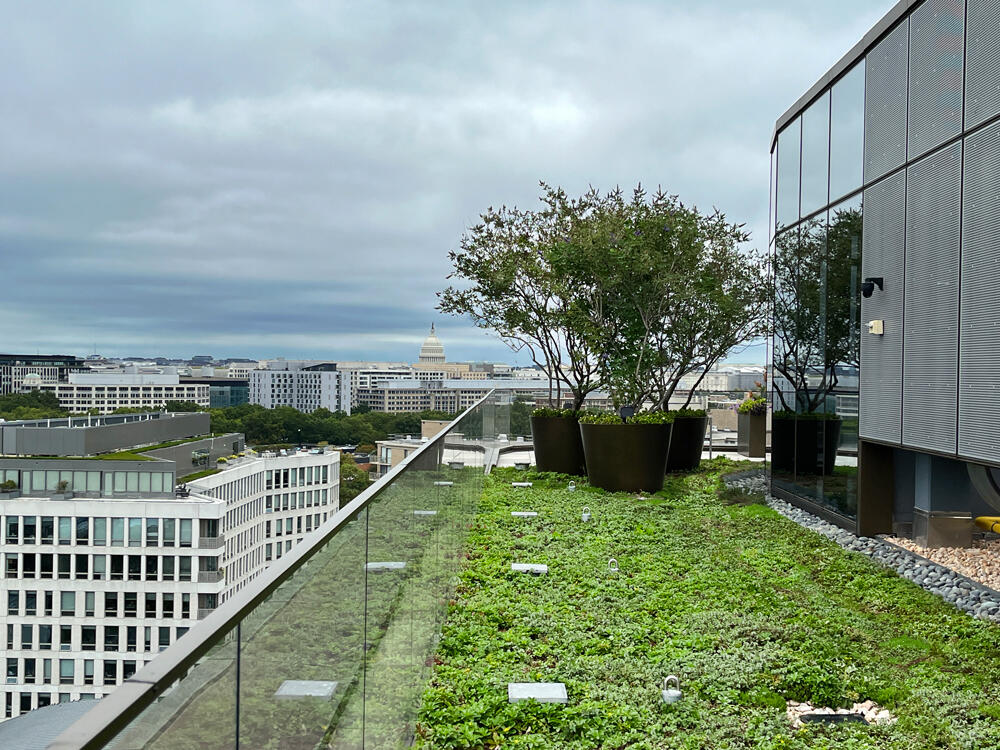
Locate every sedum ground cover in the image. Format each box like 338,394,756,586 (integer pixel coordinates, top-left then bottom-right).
417,459,1000,749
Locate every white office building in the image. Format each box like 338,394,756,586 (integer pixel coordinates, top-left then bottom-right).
0,416,339,722
32,372,210,414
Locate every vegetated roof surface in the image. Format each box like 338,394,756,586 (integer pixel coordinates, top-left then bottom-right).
417,460,1000,749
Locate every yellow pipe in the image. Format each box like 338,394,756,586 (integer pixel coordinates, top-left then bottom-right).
974,516,1000,534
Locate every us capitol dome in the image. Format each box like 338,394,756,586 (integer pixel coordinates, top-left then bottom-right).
418,324,446,364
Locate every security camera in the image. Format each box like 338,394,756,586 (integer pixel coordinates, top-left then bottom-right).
862,277,884,298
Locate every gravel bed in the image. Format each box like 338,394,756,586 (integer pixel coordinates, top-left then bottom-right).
724,471,1000,624
885,536,1000,593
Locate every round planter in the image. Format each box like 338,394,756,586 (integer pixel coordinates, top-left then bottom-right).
771,416,842,475
579,422,670,493
665,416,708,472
530,415,586,475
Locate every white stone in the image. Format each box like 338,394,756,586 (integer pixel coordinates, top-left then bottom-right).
366,561,406,571
512,482,533,488
413,510,437,516
511,511,538,517
508,682,567,703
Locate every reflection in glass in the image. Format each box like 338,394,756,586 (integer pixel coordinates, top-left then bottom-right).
830,62,865,202
771,194,863,519
776,118,801,230
800,92,830,217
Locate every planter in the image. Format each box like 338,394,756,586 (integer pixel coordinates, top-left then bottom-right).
0,490,21,500
579,422,670,493
737,413,766,458
771,416,841,475
665,416,708,472
531,415,586,475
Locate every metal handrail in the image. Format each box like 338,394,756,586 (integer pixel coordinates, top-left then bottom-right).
49,391,494,750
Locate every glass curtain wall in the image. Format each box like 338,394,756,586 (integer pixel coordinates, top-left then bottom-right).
771,61,864,520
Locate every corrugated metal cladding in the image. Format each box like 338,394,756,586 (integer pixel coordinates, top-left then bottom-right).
959,120,1000,463
860,171,906,444
902,141,963,454
865,20,909,183
965,0,1000,129
907,0,965,159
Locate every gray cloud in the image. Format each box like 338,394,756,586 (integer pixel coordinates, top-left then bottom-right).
0,0,890,362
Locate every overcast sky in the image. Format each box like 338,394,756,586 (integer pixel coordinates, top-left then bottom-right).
0,0,890,364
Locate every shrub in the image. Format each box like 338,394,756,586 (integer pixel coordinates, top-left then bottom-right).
531,407,577,419
577,412,622,425
0,479,17,491
217,457,228,464
55,480,70,493
738,397,767,416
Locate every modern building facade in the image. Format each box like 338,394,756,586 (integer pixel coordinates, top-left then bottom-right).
769,0,1000,541
250,363,351,414
180,376,250,408
0,415,339,722
32,372,210,414
0,355,86,397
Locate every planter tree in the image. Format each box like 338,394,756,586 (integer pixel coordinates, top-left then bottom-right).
551,185,769,411
438,184,601,411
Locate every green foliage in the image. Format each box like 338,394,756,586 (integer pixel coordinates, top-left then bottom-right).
668,408,707,420
531,407,577,419
163,400,205,412
0,479,17,491
576,412,622,425
0,390,66,421
208,404,458,447
631,410,672,424
178,468,221,483
338,453,371,503
417,461,1000,748
738,397,767,415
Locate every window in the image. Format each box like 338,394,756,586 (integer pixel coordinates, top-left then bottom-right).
145,518,158,547
5,517,18,544
179,557,192,581
104,626,119,651
128,518,142,547
40,516,53,544
128,556,142,581
59,660,74,684
145,593,157,618
8,590,18,615
76,517,89,544
22,516,36,544
84,660,94,685
111,518,124,546
39,625,52,650
92,518,107,546
162,518,176,546
58,554,71,579
82,626,96,651
59,625,71,650
24,590,36,616
110,555,124,581
162,556,175,580
60,591,75,616
75,554,88,579
93,555,106,580
58,517,72,545
104,592,118,618
5,553,17,578
146,555,158,581
179,519,192,547
162,593,174,618
158,627,170,650
85,591,95,617
124,592,137,617
40,554,53,579
21,625,32,649
103,660,117,683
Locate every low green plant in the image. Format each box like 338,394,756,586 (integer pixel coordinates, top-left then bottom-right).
669,407,707,419
0,479,17,491
531,407,577,419
577,412,622,425
738,397,767,416
631,410,672,424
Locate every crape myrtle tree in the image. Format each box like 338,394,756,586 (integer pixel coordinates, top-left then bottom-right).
551,185,769,411
437,183,602,412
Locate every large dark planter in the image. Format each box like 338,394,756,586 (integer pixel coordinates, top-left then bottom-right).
665,416,708,472
771,416,841,475
580,422,670,493
737,413,766,458
531,415,586,475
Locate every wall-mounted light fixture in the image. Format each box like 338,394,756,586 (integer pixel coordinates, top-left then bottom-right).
861,277,884,298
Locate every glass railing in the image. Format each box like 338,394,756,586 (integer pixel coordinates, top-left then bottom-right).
50,393,502,750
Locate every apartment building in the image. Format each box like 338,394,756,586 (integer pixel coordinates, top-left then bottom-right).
0,414,339,722
250,363,350,414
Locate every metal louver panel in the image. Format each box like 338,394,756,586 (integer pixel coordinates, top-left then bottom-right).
959,120,1000,463
902,141,962,454
865,21,909,182
860,171,906,444
966,0,1000,129
907,0,965,159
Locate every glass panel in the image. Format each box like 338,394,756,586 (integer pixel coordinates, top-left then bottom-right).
830,61,865,202
776,117,801,230
139,473,151,493
823,193,863,517
799,91,830,217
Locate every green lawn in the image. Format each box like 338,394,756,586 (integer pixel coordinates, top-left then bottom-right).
417,460,1000,749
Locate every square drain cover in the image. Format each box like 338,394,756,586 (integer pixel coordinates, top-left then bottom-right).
275,680,338,699
508,682,567,704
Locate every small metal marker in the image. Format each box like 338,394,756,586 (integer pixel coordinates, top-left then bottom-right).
413,510,438,516
512,481,533,488
512,563,548,575
434,481,454,487
661,676,682,704
366,561,406,572
275,680,338,700
567,481,576,492
581,506,591,523
508,682,567,704
607,558,619,574
511,511,538,517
